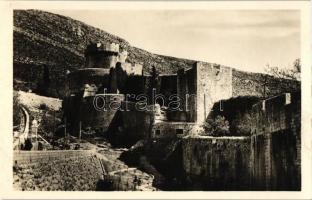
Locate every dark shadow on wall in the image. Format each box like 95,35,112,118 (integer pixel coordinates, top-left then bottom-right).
271,129,301,190
207,96,261,136
106,110,148,148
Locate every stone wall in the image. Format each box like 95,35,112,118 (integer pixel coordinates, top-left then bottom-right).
195,62,233,124
121,63,143,75
250,131,300,191
152,122,195,139
68,68,110,95
182,134,300,190
105,101,155,146
120,102,154,142
123,75,148,98
177,67,197,122
232,69,300,98
84,43,119,69
182,136,251,190
250,92,300,136
81,94,124,130
181,92,301,190
159,74,178,107
249,92,301,190
63,94,124,133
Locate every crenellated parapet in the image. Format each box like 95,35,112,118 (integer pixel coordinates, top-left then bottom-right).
85,42,119,55
121,63,143,75
84,42,120,69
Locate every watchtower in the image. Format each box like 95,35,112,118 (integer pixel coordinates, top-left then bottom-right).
84,42,120,69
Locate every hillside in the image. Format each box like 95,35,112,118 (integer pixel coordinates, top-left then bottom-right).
13,10,196,98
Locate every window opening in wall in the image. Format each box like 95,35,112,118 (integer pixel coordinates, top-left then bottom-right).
155,129,161,136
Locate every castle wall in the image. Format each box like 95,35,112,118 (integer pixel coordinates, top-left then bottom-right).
121,63,143,75
85,52,118,69
249,92,300,136
250,130,301,190
182,137,251,190
84,43,119,69
81,94,124,131
63,94,124,133
158,74,178,107
182,133,300,190
181,92,301,190
195,62,233,124
104,101,155,146
119,102,154,143
152,122,195,139
232,69,300,98
177,67,197,122
248,92,301,190
122,75,147,96
68,68,110,94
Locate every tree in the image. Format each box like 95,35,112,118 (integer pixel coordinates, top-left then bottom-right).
147,66,160,105
265,58,301,81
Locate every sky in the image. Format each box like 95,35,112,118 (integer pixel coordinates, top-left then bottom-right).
50,10,300,73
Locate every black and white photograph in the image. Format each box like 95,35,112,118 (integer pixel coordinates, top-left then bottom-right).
1,1,311,197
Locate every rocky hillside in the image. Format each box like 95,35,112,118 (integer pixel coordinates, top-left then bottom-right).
13,10,196,98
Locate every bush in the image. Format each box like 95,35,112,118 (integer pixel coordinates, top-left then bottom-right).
231,113,252,136
202,115,230,136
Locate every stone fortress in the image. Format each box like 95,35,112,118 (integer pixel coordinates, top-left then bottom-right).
63,42,301,190
64,41,299,140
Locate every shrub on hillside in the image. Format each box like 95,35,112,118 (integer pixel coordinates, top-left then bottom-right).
202,115,230,136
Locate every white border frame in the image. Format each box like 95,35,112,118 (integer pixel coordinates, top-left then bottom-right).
0,1,311,199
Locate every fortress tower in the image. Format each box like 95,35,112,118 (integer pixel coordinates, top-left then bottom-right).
64,42,144,134
84,42,120,69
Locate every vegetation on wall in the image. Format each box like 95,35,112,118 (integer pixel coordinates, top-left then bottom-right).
201,115,230,136
206,96,260,136
265,58,301,81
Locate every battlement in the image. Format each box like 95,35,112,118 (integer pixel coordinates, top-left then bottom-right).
99,42,119,52
84,42,121,68
85,42,120,55
121,63,143,75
